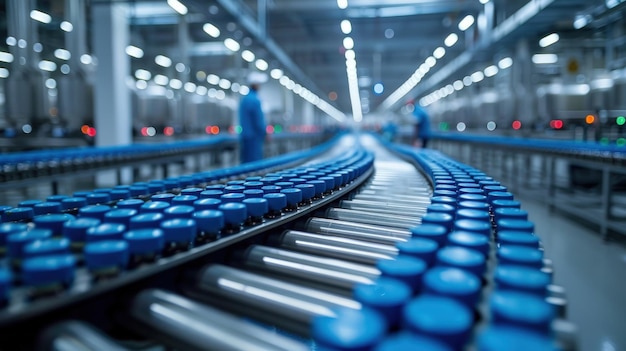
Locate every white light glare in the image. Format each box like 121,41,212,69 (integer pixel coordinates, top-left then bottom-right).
498,57,513,69
341,20,352,34
444,33,459,47
337,0,348,9
532,54,558,64
30,10,52,24
207,74,220,85
126,45,144,58
458,15,475,31
539,33,559,48
270,69,283,79
175,63,185,73
167,0,188,15
480,0,490,3
573,15,590,30
343,37,354,50
241,50,255,62
0,52,14,63
60,21,73,32
457,122,467,132
224,38,240,52
154,75,169,86
219,78,231,89
45,78,57,89
80,54,92,65
169,79,183,89
345,50,356,60
0,68,8,78
53,49,71,61
484,65,499,77
471,71,485,83
453,80,464,91
203,23,221,38
425,56,437,68
487,121,497,131
38,60,57,72
135,69,152,81
255,59,268,71
433,47,446,59
155,55,172,67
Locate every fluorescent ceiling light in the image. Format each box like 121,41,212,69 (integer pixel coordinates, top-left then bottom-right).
184,82,196,92
169,79,183,89
175,63,185,73
444,33,458,47
60,21,73,32
484,65,499,77
125,45,144,58
337,0,348,9
224,38,240,52
0,52,14,63
471,71,485,82
203,23,220,38
343,37,354,50
341,20,352,34
498,57,513,69
425,56,436,68
539,33,559,47
0,68,9,78
255,59,268,71
458,15,475,31
167,0,188,15
30,10,51,24
453,80,464,90
532,54,558,64
155,55,172,67
573,15,590,30
241,50,255,62
54,49,71,61
38,60,57,72
270,69,283,79
433,47,446,59
154,74,169,86
480,0,490,3
219,79,231,89
463,76,473,86
80,54,92,65
345,49,355,60
135,69,152,80
207,74,220,85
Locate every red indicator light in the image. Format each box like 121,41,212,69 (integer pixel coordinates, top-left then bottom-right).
512,120,522,130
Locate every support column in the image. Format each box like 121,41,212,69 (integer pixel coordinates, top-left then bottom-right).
92,2,132,186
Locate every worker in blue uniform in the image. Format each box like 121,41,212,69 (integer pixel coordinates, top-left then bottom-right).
413,104,431,148
238,72,267,163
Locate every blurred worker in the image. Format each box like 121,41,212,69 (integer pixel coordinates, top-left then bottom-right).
381,120,398,143
413,104,431,148
238,72,268,163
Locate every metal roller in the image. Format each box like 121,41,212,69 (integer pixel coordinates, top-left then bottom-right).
302,217,412,245
325,207,421,228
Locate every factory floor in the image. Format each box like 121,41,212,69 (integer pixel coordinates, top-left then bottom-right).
520,195,626,351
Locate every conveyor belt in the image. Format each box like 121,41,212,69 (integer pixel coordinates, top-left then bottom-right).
0,134,574,350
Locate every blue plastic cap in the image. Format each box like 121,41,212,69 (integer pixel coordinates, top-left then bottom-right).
33,213,76,235
110,189,131,201
194,198,222,211
147,183,166,194
0,223,29,245
224,185,246,194
426,204,456,216
227,180,246,186
492,199,521,210
163,205,195,219
498,219,535,233
494,208,529,221
436,246,486,276
140,201,170,214
498,246,544,268
180,188,204,197
458,194,488,202
312,307,387,351
478,326,558,351
24,238,70,258
218,203,247,225
220,193,246,204
78,205,111,221
328,173,345,187
488,191,515,203
86,192,111,205
275,181,295,189
483,185,508,193
63,218,101,242
151,193,176,204
243,198,269,218
243,189,264,199
104,209,138,226
433,189,457,198
18,200,42,208
7,229,53,258
457,182,480,188
423,267,481,307
22,254,75,286
447,231,490,256
161,219,196,243
281,188,303,206
410,224,448,246
421,213,454,231
2,207,34,222
295,184,315,201
124,229,165,254
490,290,554,332
498,231,540,248
193,210,224,233
373,332,452,351
261,185,281,194
205,184,225,191
259,177,281,185
129,212,164,229
495,265,551,295
377,255,427,291
396,237,438,266
86,223,126,243
430,196,457,207
454,219,491,236
289,178,307,186
245,176,263,181
354,277,412,326
456,209,490,222
0,268,12,299
171,195,198,207
457,201,490,212
33,202,62,215
199,190,223,199
319,176,335,190
129,185,149,197
84,240,129,270
403,295,472,349
263,193,287,211
47,195,69,203
243,181,264,189
116,199,144,210
307,180,326,196
435,184,457,192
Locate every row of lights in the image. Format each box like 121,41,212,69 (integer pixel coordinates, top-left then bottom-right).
337,1,363,122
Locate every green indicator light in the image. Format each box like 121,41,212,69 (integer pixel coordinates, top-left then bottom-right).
600,137,609,145
617,138,626,147
617,116,626,126
439,122,449,131
274,124,283,133
235,126,243,134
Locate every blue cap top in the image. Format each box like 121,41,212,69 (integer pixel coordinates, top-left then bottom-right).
147,183,166,194
140,201,170,214
457,182,480,189
171,195,198,207
24,238,70,258
498,246,544,268
84,240,129,270
377,255,427,291
319,176,335,190
307,180,326,196
194,198,222,211
86,192,111,205
495,265,551,295
261,185,282,194
403,295,472,349
63,218,101,242
433,190,457,198
427,204,456,216
435,184,457,192
129,212,164,229
2,207,34,222
458,194,488,202
457,201,490,212
289,178,307,186
160,219,196,243
295,184,315,201
454,219,491,236
205,184,226,191
129,186,149,197
373,332,452,351
459,188,485,197
312,307,387,351
243,181,264,189
33,213,76,235
47,195,69,202
180,187,204,197
498,231,540,248
245,176,263,181
78,205,111,221
436,246,486,276
86,223,126,243
116,199,144,210
7,229,53,258
0,222,29,245
456,209,490,222
220,193,246,204
423,267,481,306
124,229,165,254
488,191,515,203
224,185,246,194
243,198,269,218
103,209,137,226
281,188,303,206
430,196,457,207
193,210,224,233
226,180,246,186
420,213,454,232
163,205,195,219
492,199,521,210
243,189,264,199
494,208,529,222
275,181,294,189
218,203,247,226
447,231,490,256
22,254,75,286
490,290,554,332
110,189,131,201
497,219,534,233
478,326,558,351
0,268,12,299
259,177,281,185
200,190,224,199
264,193,287,211
354,277,412,326
395,237,438,265
151,193,176,204
410,224,447,246
18,199,42,208
33,202,62,215
483,185,508,193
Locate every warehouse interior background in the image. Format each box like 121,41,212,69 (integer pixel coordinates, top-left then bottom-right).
1,0,626,351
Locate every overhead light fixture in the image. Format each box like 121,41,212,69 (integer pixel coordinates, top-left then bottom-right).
270,69,283,79
337,0,348,9
433,47,446,59
155,55,172,67
80,54,93,65
241,50,255,62
0,68,9,78
425,56,437,68
458,15,475,31
135,69,152,81
345,49,356,60
207,74,220,85
573,15,590,30
343,37,354,50
125,45,144,58
54,49,71,60
479,0,490,3
453,80,464,90
539,33,559,47
484,65,499,77
203,23,221,38
471,71,485,82
498,57,513,69
154,74,169,86
60,21,73,32
444,33,459,47
0,52,14,63
341,20,352,34
532,53,558,64
169,79,183,89
175,63,186,73
255,59,268,71
30,10,51,24
167,0,188,15
224,38,240,52
38,60,57,72
219,78,231,89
